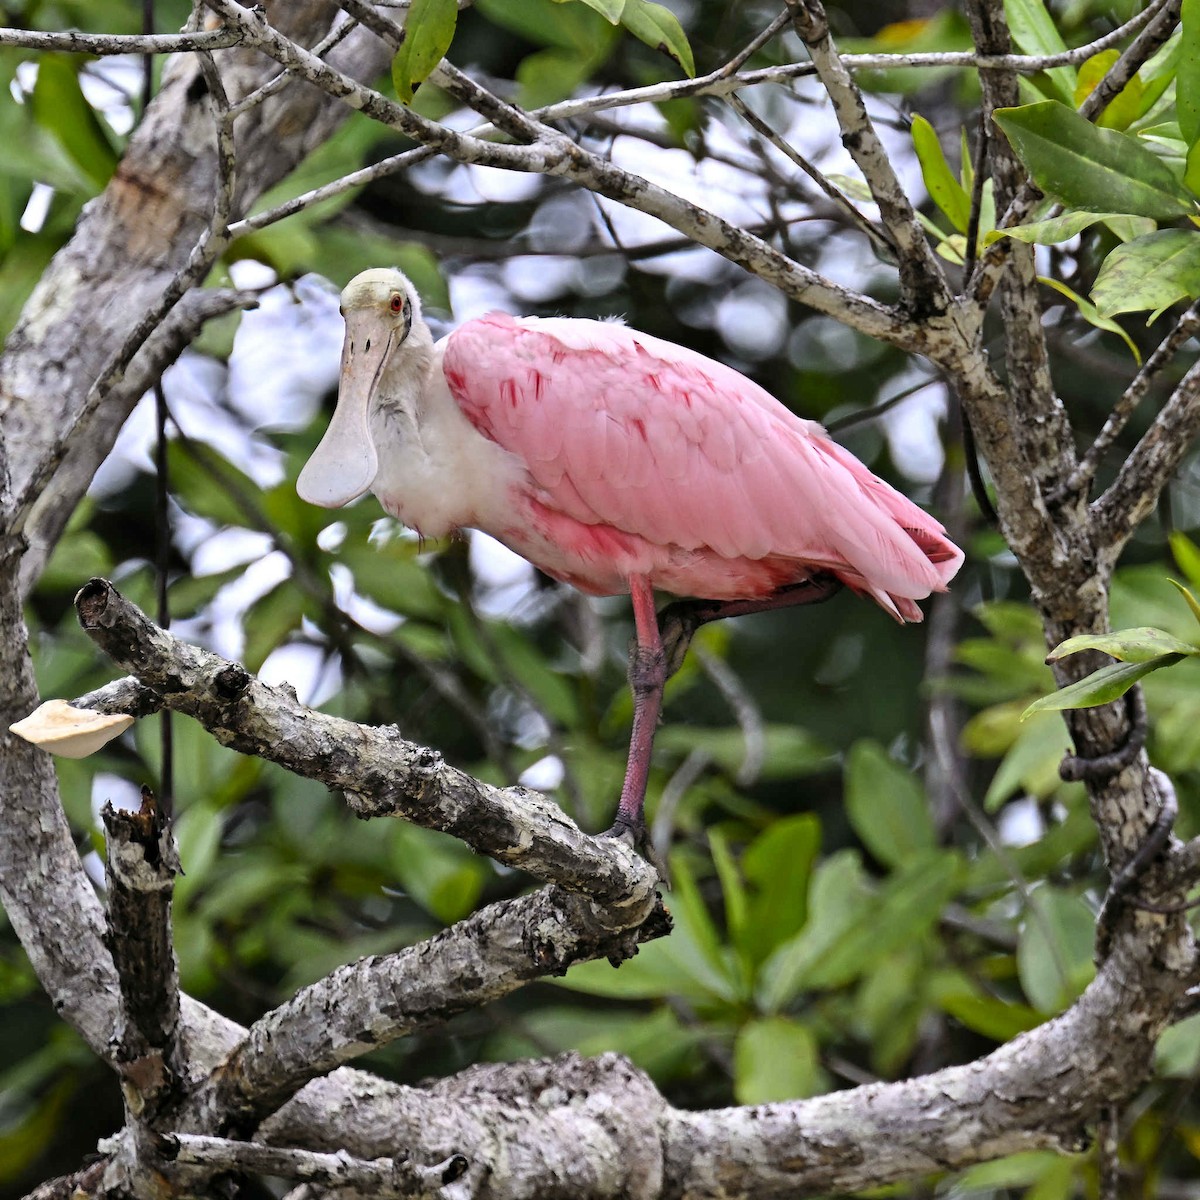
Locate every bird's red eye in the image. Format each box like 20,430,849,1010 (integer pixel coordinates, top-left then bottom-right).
390,294,404,314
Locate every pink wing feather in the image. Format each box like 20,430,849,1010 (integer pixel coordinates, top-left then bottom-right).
443,312,962,618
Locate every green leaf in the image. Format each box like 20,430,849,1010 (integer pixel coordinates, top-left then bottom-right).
739,814,821,966
709,828,748,952
987,209,1145,247
1092,230,1200,319
1038,277,1140,362
1168,577,1200,630
993,101,1196,220
1073,50,1143,130
1021,655,1185,719
567,0,625,20
619,0,695,76
392,0,458,103
1180,0,1200,146
1017,887,1095,1013
734,1017,826,1103
804,852,961,990
1187,138,1200,200
1170,532,1200,592
911,114,970,232
757,850,871,1011
844,740,935,868
30,57,118,191
1046,627,1199,663
930,972,1043,1040
983,712,1070,811
1003,0,1075,103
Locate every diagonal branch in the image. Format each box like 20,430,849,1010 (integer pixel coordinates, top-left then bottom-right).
203,0,911,347
191,885,669,1135
71,577,659,906
1092,357,1200,564
1067,300,1200,500
784,0,951,314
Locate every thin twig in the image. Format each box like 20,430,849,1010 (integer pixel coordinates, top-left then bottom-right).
0,26,241,53
726,92,893,254
1068,300,1200,499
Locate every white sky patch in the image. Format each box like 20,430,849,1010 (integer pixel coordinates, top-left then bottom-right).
229,274,343,431
527,193,597,254
317,521,348,552
330,562,404,635
469,531,538,619
519,754,564,792
504,256,578,304
91,772,142,822
79,57,141,136
997,796,1045,847
259,642,342,707
191,528,274,576
193,550,293,660
467,162,544,204
449,272,516,321
20,182,53,233
879,379,948,484
715,282,789,361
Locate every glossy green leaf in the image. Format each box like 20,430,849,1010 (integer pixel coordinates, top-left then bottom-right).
734,1017,825,1103
1003,0,1075,103
30,57,118,191
566,0,625,20
1046,627,1199,663
994,101,1195,220
1022,654,1185,719
988,209,1145,247
1180,0,1200,146
1168,577,1200,630
619,0,695,76
1017,887,1095,1013
655,724,832,780
1038,277,1140,362
1073,50,1143,130
242,583,304,673
1092,230,1200,319
392,0,458,103
844,740,935,868
912,114,970,232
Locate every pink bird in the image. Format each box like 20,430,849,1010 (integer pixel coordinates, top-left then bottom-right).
298,268,964,848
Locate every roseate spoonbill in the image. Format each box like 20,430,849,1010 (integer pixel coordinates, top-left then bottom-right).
298,268,963,847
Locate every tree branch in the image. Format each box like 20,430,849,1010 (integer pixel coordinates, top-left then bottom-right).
71,577,659,906
204,0,912,347
160,1133,467,1196
1068,301,1200,502
102,787,185,1125
1092,356,1200,563
193,886,669,1135
785,0,951,313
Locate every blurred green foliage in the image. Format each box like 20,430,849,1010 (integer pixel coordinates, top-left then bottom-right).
5,0,1200,1196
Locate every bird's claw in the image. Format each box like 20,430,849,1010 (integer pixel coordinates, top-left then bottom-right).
603,812,670,885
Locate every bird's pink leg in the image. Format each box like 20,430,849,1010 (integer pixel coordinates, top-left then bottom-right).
611,574,666,843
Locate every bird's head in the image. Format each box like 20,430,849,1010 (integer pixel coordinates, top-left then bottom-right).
297,268,426,508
